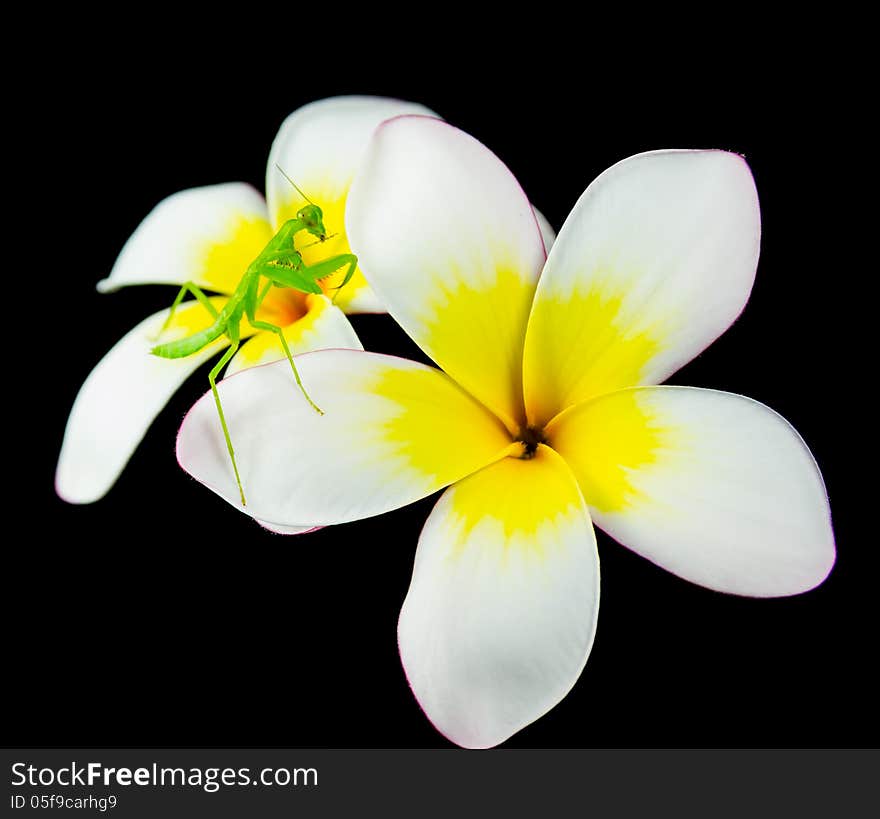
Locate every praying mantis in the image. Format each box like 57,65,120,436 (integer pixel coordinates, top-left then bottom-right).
152,168,358,507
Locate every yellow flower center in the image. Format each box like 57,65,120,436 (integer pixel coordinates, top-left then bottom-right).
256,286,308,327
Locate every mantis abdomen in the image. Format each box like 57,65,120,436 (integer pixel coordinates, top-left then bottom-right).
152,321,227,359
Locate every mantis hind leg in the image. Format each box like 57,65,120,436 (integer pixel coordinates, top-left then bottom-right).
208,337,246,506
154,282,219,340
246,318,323,416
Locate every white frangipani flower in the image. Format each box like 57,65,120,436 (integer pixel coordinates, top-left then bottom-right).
175,117,834,748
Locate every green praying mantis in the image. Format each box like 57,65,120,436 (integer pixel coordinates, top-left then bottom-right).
152,168,358,507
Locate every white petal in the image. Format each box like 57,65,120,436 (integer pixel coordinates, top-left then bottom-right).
177,350,514,525
532,205,556,254
97,183,272,295
523,150,761,426
399,446,599,748
347,116,546,433
548,387,835,596
256,519,319,536
56,299,231,503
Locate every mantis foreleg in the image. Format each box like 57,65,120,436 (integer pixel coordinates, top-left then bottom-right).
259,254,359,304
299,254,359,304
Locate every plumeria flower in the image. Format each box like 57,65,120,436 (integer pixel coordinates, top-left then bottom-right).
175,117,835,748
55,96,437,507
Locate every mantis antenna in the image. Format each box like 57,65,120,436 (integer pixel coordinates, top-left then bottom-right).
274,163,315,205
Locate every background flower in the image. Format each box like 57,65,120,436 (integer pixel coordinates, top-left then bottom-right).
55,96,433,505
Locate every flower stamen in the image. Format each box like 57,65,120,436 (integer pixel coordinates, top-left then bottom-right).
516,425,548,459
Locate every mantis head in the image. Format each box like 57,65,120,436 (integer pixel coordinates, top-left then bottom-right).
297,204,328,241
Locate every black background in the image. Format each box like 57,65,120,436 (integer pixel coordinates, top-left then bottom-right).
11,38,870,749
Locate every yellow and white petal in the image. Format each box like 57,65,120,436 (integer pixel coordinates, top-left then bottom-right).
347,117,547,434
177,350,514,526
533,205,556,254
398,445,599,749
97,183,272,295
548,387,834,596
523,150,761,427
266,96,438,314
224,294,363,378
56,298,234,504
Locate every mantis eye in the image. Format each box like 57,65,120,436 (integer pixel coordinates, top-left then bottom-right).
297,205,322,226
